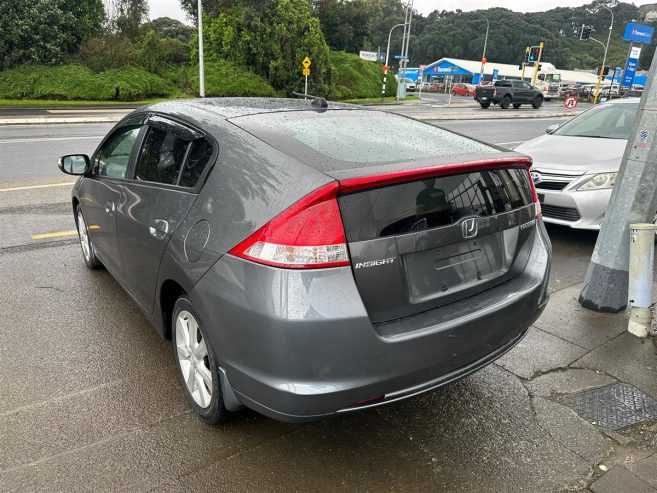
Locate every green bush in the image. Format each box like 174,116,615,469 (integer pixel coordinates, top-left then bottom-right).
77,35,137,72
330,50,396,100
188,60,277,97
0,64,174,100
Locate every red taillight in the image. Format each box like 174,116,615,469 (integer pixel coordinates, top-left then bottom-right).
527,168,542,219
228,182,350,269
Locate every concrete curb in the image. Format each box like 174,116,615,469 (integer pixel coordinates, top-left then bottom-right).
0,117,123,126
418,111,581,121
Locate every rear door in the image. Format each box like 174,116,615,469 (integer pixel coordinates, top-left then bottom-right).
338,167,537,322
512,81,531,102
116,115,216,313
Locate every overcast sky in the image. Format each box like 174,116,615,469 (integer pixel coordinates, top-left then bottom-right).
148,0,655,24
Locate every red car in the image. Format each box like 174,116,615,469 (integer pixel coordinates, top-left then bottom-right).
451,83,476,96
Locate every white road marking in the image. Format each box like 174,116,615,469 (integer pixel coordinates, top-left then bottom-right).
0,182,75,192
0,135,103,144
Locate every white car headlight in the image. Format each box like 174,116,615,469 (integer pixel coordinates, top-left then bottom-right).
577,172,617,191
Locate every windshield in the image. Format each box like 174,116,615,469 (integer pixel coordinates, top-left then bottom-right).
404,78,414,83
553,102,638,139
544,74,560,82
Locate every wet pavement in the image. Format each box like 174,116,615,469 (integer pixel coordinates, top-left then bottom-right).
1,118,656,492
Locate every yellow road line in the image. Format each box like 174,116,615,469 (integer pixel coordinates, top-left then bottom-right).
31,225,98,240
32,230,78,240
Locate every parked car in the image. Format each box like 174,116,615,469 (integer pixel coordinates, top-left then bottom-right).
622,88,643,98
58,98,550,424
451,83,476,96
474,80,544,109
515,99,639,230
403,78,416,92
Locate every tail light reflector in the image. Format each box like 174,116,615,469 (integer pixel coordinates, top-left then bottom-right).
229,182,349,269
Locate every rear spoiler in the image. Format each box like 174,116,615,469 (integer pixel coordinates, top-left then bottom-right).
338,156,533,194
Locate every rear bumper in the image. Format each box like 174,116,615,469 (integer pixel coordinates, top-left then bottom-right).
191,224,551,422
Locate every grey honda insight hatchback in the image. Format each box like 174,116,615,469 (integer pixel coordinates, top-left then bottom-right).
58,98,551,423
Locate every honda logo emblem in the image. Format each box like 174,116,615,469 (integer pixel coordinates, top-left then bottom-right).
461,217,478,239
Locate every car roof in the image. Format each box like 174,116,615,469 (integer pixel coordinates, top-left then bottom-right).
142,97,357,119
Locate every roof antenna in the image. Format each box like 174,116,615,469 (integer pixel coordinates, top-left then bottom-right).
291,91,329,110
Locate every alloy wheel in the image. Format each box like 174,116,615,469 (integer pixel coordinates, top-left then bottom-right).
77,210,91,262
176,310,213,408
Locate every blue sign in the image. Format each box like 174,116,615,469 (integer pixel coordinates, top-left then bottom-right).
394,55,408,60
623,46,641,87
379,53,385,63
492,68,499,81
624,23,654,44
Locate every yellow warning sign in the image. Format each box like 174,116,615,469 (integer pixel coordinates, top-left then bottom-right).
302,67,310,76
302,56,311,69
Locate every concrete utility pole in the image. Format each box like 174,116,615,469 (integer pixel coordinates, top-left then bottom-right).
579,45,657,312
397,0,413,100
197,0,205,98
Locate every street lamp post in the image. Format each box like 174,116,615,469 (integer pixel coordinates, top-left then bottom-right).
473,11,490,85
197,0,205,98
593,6,614,104
381,23,407,101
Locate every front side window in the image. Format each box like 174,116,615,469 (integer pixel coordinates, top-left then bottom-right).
96,126,141,178
136,127,190,185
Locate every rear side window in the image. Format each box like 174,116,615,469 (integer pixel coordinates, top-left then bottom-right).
180,139,214,188
136,127,190,185
338,168,533,242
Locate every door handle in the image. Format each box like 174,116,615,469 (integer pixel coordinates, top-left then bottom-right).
149,219,169,240
105,201,115,215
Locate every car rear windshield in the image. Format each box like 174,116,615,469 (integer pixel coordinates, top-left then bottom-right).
339,168,533,242
230,110,498,172
554,102,638,139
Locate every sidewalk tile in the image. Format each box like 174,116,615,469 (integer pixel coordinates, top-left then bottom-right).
572,333,657,401
532,396,612,463
629,453,657,489
526,369,616,398
590,465,657,493
535,285,626,350
496,327,588,379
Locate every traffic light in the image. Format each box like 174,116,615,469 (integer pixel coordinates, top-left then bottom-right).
528,46,540,62
596,65,610,76
579,24,592,40
537,63,543,71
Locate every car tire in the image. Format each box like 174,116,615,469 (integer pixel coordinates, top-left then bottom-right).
532,96,543,109
452,90,457,95
479,102,491,109
75,206,102,269
513,103,521,109
173,295,231,425
500,95,511,109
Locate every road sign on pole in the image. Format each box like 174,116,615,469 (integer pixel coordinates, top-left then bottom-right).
301,57,311,97
579,43,657,313
564,96,578,109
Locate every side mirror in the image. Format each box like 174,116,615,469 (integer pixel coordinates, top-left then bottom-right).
538,74,545,81
58,154,90,175
546,124,559,134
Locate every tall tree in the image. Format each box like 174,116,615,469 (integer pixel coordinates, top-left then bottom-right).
0,0,105,71
115,0,148,39
201,0,334,95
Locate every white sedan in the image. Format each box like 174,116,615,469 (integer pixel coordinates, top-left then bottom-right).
515,99,638,230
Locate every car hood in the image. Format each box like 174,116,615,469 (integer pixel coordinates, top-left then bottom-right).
515,134,627,174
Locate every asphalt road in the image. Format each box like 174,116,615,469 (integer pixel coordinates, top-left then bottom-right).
0,116,606,491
